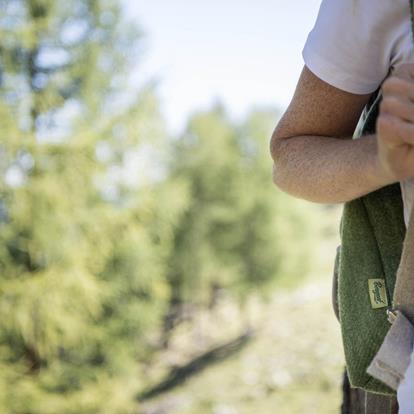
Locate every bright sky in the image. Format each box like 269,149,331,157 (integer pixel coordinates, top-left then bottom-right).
125,0,322,133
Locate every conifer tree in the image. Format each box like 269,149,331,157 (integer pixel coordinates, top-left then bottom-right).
0,1,182,412
163,107,318,340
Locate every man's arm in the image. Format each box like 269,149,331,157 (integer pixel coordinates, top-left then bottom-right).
269,66,394,204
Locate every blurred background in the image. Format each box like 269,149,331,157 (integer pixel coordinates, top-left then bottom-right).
0,0,345,413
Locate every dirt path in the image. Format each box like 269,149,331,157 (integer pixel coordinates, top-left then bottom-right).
141,277,345,414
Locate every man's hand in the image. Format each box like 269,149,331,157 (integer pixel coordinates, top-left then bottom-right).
377,64,414,185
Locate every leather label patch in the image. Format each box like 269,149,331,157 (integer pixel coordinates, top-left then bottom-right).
368,279,388,309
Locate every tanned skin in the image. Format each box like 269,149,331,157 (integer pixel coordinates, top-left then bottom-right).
270,64,414,204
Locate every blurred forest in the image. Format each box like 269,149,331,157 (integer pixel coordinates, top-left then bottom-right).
0,1,343,413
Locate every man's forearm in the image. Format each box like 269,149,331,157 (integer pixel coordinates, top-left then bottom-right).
271,134,395,204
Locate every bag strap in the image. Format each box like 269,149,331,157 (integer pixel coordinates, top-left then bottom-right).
392,204,414,323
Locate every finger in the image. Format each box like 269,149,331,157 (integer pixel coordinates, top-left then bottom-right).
377,113,414,147
380,95,414,123
382,76,414,103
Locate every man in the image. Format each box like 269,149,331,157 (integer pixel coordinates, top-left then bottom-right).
270,0,414,412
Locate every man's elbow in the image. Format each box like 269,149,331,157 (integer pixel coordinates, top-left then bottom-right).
269,128,281,163
269,129,289,188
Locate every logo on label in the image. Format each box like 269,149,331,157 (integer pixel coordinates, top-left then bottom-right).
368,279,388,309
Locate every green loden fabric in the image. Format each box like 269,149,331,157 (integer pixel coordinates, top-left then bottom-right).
335,92,406,396
367,177,414,393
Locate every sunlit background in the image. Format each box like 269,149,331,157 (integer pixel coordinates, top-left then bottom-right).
127,0,322,133
0,1,345,413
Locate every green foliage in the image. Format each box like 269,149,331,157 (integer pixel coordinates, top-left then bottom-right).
0,1,179,412
0,1,325,412
167,106,319,309
0,0,139,133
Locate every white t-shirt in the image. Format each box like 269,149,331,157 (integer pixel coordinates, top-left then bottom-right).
303,0,414,227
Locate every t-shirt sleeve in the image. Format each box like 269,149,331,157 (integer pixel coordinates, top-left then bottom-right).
302,0,396,94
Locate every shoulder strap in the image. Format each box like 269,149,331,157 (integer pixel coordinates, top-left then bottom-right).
392,206,414,323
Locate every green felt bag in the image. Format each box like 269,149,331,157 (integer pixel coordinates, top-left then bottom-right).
336,94,406,396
